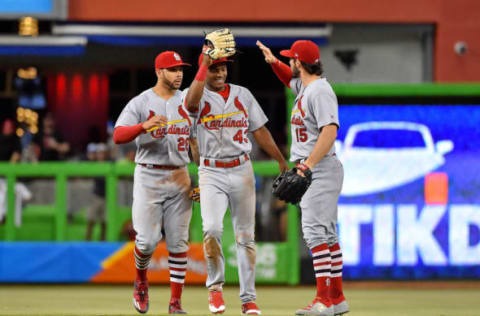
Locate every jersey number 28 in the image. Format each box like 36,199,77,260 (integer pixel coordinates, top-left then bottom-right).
177,137,189,152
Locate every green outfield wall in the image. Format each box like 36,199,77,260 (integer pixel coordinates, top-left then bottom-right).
0,161,300,284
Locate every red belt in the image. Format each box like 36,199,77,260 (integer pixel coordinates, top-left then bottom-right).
203,154,249,168
139,164,181,170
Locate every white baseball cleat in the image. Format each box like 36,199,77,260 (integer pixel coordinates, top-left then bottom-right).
208,290,225,314
333,300,349,315
295,300,334,316
242,301,261,315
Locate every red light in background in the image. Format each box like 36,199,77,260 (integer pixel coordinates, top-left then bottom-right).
56,73,66,103
72,74,83,103
101,74,109,105
89,74,99,102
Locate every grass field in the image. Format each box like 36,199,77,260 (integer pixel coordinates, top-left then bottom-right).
1,283,479,316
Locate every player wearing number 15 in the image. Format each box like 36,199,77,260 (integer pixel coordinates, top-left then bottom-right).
113,51,195,314
183,29,288,315
258,40,348,316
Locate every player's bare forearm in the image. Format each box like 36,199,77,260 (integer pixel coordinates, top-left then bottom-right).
189,138,200,166
185,53,212,112
252,126,288,172
304,124,337,169
185,80,205,112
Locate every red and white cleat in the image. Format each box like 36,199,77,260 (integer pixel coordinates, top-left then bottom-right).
133,279,149,314
333,300,349,316
295,299,333,316
208,290,225,314
242,301,261,315
168,298,187,314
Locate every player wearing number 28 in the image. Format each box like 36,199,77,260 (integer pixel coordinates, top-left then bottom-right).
113,51,196,314
183,32,288,314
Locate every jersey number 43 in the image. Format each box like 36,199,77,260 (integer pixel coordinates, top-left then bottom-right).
233,129,249,144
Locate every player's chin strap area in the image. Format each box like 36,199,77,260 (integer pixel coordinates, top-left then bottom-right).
201,154,249,168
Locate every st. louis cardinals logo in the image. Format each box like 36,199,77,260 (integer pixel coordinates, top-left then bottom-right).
148,110,167,138
198,100,248,130
147,107,191,136
177,105,192,126
198,101,213,124
296,96,306,118
291,95,306,126
234,97,248,118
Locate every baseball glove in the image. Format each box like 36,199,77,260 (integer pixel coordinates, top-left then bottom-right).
189,187,200,203
204,28,236,59
272,163,312,204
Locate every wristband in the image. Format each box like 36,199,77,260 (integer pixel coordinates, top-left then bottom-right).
195,64,208,81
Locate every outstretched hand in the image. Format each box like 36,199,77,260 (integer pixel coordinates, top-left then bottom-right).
256,40,277,64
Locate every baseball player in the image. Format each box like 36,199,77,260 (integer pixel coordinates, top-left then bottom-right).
183,39,288,314
257,40,348,316
113,51,196,315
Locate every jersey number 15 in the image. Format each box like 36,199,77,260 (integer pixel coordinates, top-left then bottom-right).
295,127,308,142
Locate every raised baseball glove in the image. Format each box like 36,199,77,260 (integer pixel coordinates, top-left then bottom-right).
189,187,200,203
204,28,236,59
272,163,312,204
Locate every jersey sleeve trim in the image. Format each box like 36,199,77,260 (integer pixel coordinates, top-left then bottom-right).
113,124,144,144
271,59,292,87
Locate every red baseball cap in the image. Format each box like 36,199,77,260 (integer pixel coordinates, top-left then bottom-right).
155,51,191,69
198,54,233,67
280,40,320,64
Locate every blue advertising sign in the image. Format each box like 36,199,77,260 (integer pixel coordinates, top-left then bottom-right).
337,105,480,279
0,0,53,13
0,0,66,19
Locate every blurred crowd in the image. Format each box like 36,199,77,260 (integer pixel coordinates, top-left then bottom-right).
0,114,137,163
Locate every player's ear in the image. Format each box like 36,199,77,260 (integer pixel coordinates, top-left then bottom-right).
294,59,302,69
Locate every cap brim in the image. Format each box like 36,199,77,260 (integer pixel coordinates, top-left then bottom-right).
164,62,191,68
280,50,295,58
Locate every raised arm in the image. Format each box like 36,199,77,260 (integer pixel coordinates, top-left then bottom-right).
184,50,212,112
252,126,288,172
256,40,292,87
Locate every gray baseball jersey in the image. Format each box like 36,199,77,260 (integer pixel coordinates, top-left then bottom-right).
289,78,339,162
115,88,193,166
114,88,193,255
182,83,267,303
183,84,268,159
289,77,344,249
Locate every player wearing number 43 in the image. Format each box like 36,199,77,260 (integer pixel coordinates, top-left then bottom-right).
113,51,200,314
258,39,348,316
183,29,288,315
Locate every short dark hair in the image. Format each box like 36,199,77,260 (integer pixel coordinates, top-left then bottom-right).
300,60,324,76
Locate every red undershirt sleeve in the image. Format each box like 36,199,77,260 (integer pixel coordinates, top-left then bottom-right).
270,59,293,88
113,124,145,144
